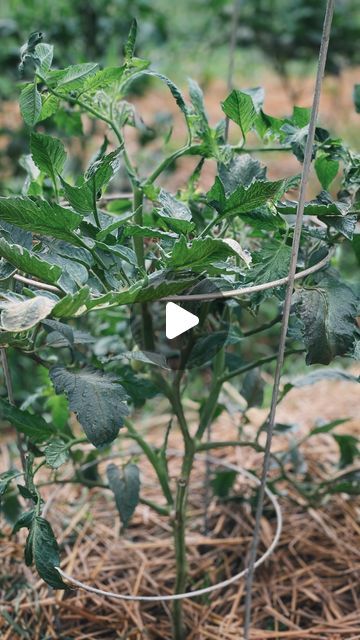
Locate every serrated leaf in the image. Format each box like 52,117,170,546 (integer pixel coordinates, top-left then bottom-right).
277,198,349,216
315,153,339,190
221,90,256,140
0,399,54,442
124,19,137,63
157,190,194,233
208,176,284,221
0,238,62,285
1,296,56,332
50,367,129,448
292,274,359,365
44,439,69,469
35,43,53,74
19,83,41,127
51,63,99,93
107,463,140,527
249,240,291,286
38,94,59,122
81,66,124,94
219,154,266,193
87,271,198,309
0,197,81,243
30,132,66,181
27,516,66,588
167,236,249,270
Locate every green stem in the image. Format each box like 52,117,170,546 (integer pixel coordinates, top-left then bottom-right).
220,348,305,384
145,145,191,185
125,420,173,506
133,187,145,269
242,313,282,337
195,348,225,441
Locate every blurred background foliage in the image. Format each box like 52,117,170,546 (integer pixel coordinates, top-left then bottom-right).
0,0,359,94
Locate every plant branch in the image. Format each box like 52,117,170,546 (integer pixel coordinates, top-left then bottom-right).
0,348,26,472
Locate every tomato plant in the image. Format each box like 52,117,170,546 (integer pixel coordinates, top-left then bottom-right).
0,24,359,639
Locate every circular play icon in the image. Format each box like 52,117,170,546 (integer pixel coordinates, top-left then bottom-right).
130,277,230,371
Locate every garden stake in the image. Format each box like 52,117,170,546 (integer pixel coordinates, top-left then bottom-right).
243,1,336,637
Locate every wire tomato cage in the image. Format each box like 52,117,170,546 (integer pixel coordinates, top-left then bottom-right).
53,451,282,602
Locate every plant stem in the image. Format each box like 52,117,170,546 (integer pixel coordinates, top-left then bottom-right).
132,187,145,269
195,348,225,441
0,348,27,472
220,348,305,384
125,420,173,506
172,443,194,640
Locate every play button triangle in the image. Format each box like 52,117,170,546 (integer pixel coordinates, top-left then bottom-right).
165,302,199,340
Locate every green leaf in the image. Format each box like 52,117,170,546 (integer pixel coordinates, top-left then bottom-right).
1,296,56,332
85,148,123,192
106,463,140,527
81,67,124,94
0,197,81,243
156,190,194,233
0,469,21,498
12,509,35,534
354,84,360,113
87,271,198,309
44,439,69,469
310,419,350,436
219,154,266,193
277,199,349,216
333,434,359,469
50,63,99,93
221,90,256,140
208,176,284,221
124,19,137,63
19,83,42,127
0,238,62,285
52,286,90,318
167,236,249,270
30,132,66,182
62,148,123,215
38,94,59,122
50,367,129,448
123,225,176,240
211,470,237,498
27,516,66,588
292,274,359,365
35,43,53,75
250,240,291,286
60,178,94,215
315,153,339,190
0,399,53,442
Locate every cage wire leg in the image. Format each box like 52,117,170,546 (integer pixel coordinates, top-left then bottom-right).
243,1,336,637
203,0,241,535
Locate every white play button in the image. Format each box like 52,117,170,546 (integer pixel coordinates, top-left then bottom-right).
165,302,199,340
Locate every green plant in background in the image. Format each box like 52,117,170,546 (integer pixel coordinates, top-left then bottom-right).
0,25,359,639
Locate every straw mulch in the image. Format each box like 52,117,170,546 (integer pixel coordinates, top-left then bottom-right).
1,373,359,640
